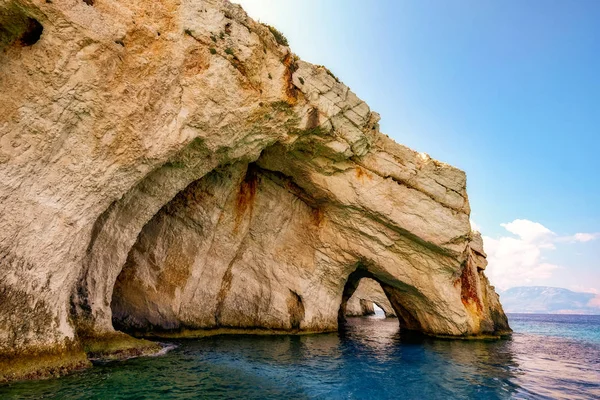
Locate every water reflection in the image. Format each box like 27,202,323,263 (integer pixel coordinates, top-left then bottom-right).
339,317,522,399
1,316,599,399
339,316,400,362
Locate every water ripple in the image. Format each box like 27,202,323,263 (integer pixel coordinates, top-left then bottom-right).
1,314,599,399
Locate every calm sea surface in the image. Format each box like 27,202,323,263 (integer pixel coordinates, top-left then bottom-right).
2,313,599,399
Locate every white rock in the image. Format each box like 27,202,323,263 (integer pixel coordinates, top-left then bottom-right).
0,0,510,382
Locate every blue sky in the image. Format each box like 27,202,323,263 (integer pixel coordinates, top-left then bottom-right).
235,0,600,295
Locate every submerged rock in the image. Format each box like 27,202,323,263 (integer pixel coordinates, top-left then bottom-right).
0,0,510,382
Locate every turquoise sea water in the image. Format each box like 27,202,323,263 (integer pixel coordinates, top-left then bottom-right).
2,314,599,399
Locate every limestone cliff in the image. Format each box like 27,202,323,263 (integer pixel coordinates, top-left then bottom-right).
0,0,510,383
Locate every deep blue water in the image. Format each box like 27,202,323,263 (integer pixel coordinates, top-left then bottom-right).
2,313,599,399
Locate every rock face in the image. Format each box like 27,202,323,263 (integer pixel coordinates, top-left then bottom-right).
345,278,396,318
0,0,510,382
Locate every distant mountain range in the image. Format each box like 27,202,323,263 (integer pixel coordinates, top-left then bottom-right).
500,286,600,315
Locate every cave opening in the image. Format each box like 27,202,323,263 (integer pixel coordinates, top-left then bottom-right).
77,154,429,340
105,161,319,337
342,275,394,320
18,18,43,46
0,15,43,49
338,268,394,324
338,266,423,334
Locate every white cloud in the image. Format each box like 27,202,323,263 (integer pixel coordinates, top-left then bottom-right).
482,219,599,290
572,233,599,242
555,232,600,243
483,219,559,290
499,219,555,243
470,219,481,232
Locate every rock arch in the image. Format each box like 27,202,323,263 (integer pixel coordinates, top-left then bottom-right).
344,278,396,318
0,0,509,382
337,265,433,333
104,139,510,340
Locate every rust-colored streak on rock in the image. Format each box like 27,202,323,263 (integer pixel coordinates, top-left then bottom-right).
460,258,483,312
214,267,234,325
311,207,324,226
282,53,298,103
234,165,259,230
354,166,371,182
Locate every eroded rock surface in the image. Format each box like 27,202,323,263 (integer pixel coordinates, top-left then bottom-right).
0,0,509,382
